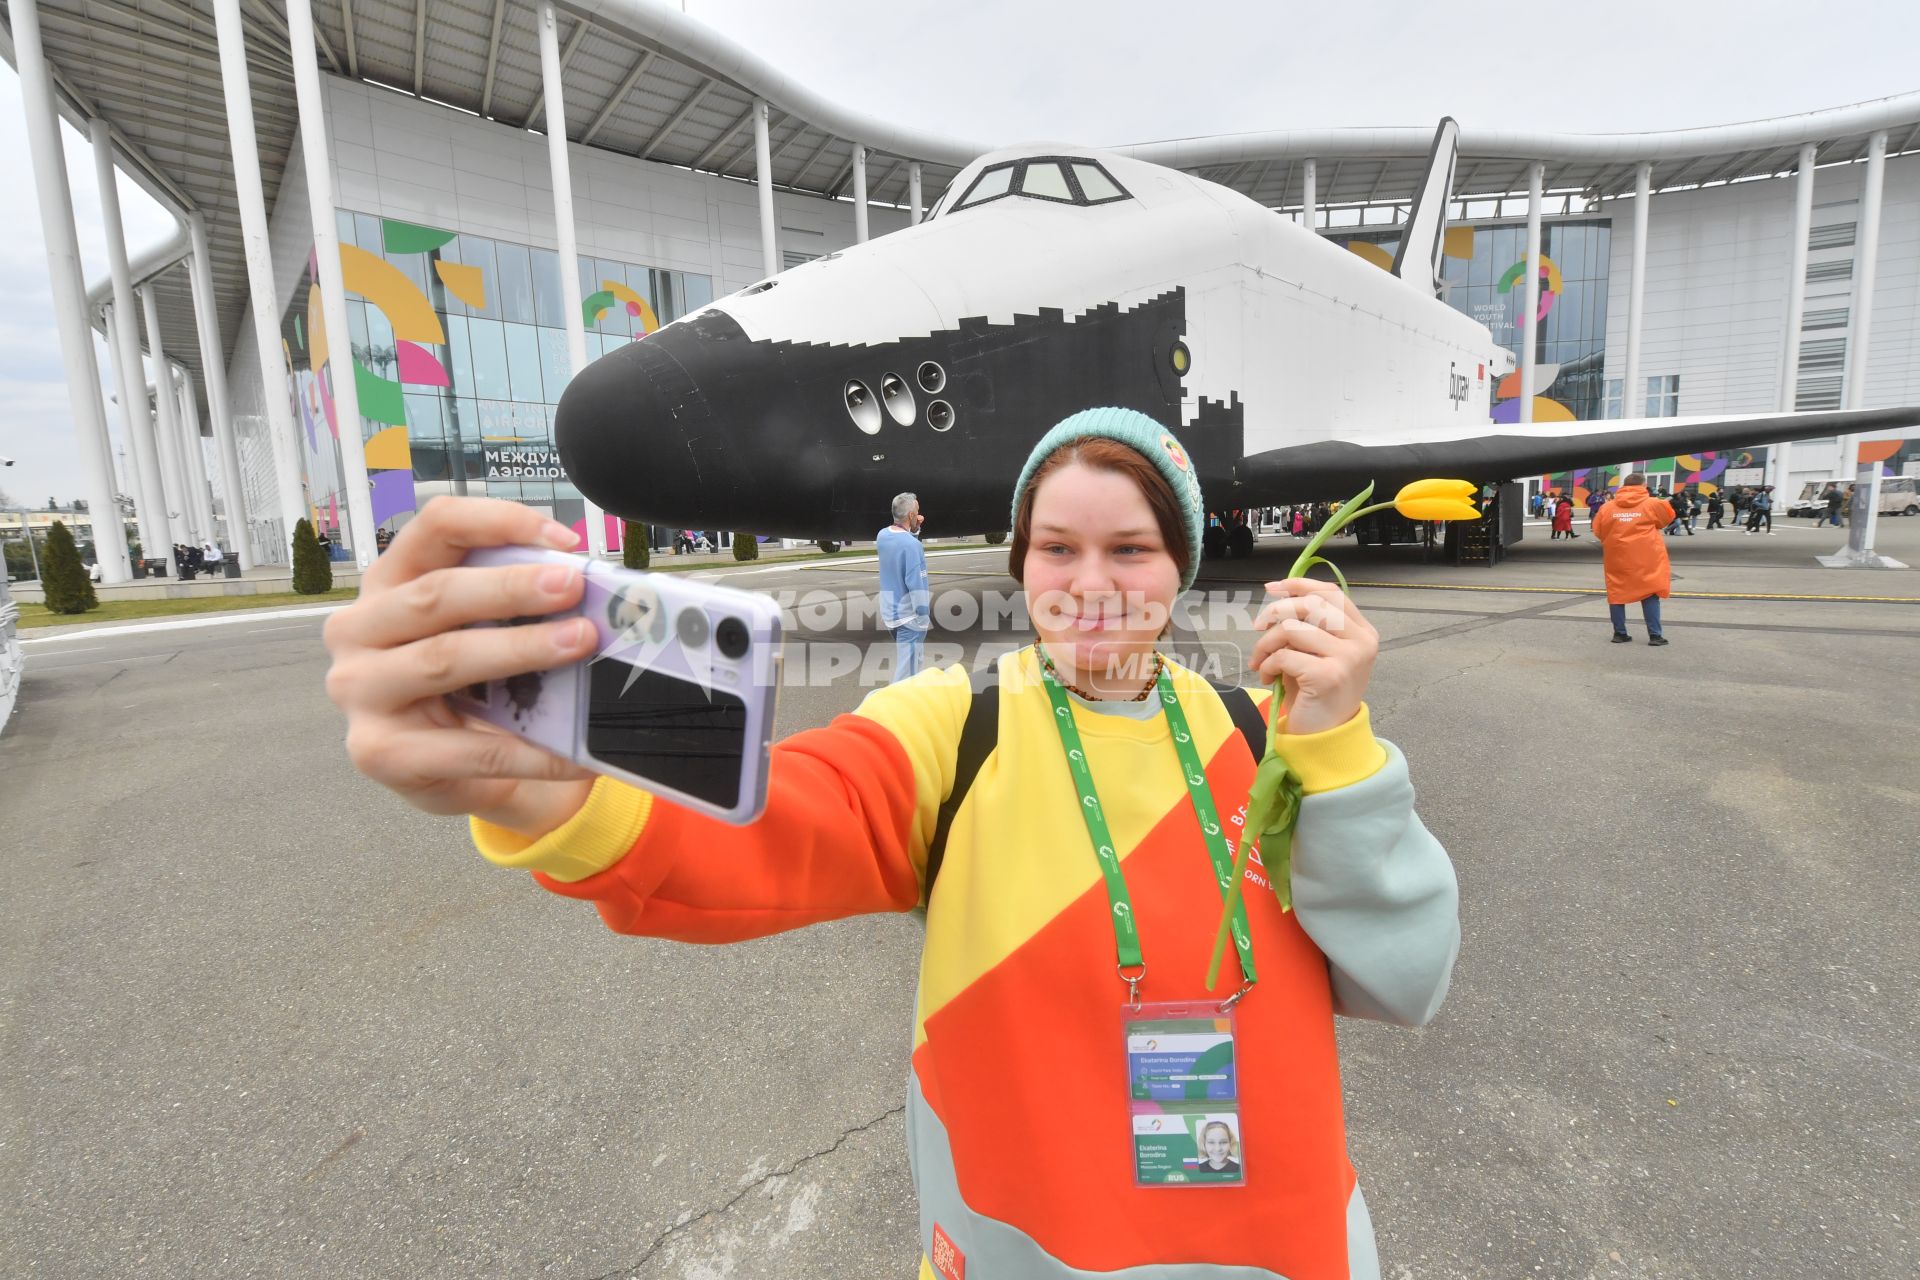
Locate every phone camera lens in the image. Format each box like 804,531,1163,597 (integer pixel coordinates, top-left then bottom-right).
675,607,710,649
715,617,750,659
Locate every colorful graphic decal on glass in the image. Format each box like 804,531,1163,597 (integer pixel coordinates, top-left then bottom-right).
1496,254,1563,324
381,219,457,255
281,214,712,550
1490,362,1576,425
583,280,661,336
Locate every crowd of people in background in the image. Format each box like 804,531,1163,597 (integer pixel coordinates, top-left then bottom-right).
344,476,1863,570
1528,481,1810,540
1274,503,1339,537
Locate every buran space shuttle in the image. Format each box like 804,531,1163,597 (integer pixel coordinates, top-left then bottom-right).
556,121,1912,541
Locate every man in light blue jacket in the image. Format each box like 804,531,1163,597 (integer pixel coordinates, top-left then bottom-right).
877,492,929,681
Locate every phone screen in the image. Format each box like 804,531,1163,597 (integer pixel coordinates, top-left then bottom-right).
584,658,747,808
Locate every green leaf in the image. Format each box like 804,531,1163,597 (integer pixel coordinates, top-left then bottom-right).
1205,752,1304,989
1299,554,1350,595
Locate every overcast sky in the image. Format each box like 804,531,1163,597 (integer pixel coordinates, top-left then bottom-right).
4,0,1917,506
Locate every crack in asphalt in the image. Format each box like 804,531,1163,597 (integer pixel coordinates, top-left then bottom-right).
1370,644,1511,723
583,1103,907,1280
1378,593,1588,652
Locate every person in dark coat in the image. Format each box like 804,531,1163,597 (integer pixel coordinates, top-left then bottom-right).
1706,490,1724,530
1823,483,1845,527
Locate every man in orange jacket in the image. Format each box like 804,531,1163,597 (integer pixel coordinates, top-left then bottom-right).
1591,472,1676,647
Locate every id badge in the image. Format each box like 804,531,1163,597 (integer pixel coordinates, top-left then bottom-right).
1123,1000,1245,1187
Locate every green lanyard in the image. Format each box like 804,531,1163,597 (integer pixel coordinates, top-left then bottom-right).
1039,657,1258,1006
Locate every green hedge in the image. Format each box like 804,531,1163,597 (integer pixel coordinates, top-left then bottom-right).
622,520,649,569
291,518,333,594
41,521,97,614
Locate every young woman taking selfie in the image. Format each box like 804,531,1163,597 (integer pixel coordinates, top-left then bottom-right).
325,406,1459,1280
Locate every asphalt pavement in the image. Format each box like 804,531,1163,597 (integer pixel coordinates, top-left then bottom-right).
3,517,1916,1279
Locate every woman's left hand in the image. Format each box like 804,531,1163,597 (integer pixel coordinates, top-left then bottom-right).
1251,579,1379,735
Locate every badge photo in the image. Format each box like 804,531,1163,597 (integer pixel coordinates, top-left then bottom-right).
1130,1109,1246,1187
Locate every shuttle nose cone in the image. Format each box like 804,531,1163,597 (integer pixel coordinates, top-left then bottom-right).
554,310,753,529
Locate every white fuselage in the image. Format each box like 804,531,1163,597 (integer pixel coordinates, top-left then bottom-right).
699,144,1506,456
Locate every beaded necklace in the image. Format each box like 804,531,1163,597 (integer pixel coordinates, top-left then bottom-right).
1033,642,1165,703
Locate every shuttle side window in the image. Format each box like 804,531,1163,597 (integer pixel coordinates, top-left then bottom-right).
1071,162,1127,204
1018,162,1074,202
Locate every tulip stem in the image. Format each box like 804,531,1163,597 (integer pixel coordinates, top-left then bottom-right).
1207,482,1383,990
1209,480,1472,990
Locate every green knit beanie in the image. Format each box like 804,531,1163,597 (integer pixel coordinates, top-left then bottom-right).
1010,407,1206,590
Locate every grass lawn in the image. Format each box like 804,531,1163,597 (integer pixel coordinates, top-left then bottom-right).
15,587,360,630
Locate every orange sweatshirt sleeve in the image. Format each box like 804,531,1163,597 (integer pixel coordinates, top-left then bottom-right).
470,664,971,944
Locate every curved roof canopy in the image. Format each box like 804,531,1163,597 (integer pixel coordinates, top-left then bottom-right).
4,0,1918,416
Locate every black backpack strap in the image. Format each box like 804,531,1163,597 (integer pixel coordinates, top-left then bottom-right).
1209,681,1269,764
925,668,999,903
925,675,1264,903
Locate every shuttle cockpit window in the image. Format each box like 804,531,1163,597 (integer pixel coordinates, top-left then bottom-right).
1018,161,1073,201
1071,162,1125,203
958,164,1016,209
948,157,1133,215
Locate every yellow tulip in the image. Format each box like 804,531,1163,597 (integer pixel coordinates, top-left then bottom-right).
1395,478,1477,503
1396,497,1482,521
1393,478,1481,522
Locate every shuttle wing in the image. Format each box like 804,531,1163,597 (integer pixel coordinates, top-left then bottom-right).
1237,405,1917,498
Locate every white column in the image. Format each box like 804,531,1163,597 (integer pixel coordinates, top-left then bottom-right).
189,211,252,567
753,99,778,278
1840,131,1888,559
852,145,869,243
141,285,194,547
176,366,217,540
537,0,606,559
1623,163,1650,423
91,122,172,575
1519,162,1544,424
213,0,307,563
1301,159,1317,232
12,0,130,581
102,302,171,574
909,162,923,225
287,0,379,569
1772,143,1817,494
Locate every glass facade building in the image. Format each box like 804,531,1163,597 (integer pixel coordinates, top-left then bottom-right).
1349,219,1613,422
279,212,713,550
1440,220,1611,423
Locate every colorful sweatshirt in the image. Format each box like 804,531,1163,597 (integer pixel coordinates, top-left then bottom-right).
472,648,1460,1280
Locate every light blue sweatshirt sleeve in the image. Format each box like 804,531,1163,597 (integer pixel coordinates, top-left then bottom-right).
1288,741,1460,1027
906,540,929,625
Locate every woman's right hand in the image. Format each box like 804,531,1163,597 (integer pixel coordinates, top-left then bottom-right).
323,497,603,838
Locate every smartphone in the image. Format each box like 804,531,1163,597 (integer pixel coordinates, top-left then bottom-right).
450,547,782,825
